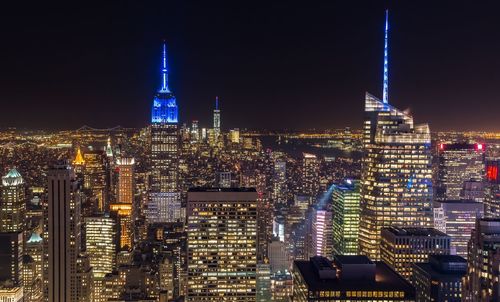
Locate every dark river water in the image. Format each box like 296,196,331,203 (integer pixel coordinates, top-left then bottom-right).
258,135,362,159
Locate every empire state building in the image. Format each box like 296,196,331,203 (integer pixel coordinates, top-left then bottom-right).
148,42,181,223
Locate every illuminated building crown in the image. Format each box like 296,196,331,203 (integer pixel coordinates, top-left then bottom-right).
2,168,23,186
151,42,178,124
73,147,85,165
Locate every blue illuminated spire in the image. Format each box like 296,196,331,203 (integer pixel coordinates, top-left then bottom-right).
382,10,389,104
151,41,178,124
160,41,170,93
215,96,219,110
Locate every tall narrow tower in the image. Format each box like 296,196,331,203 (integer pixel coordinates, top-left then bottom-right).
0,169,25,232
358,12,433,261
148,42,181,223
44,162,92,302
111,157,135,250
213,96,221,138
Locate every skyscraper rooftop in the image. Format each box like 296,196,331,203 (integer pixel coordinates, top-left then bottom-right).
2,169,23,186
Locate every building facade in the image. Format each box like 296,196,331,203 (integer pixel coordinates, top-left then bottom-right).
302,153,320,202
293,255,415,301
433,200,483,257
0,169,25,233
380,227,450,281
186,188,258,301
311,206,333,258
85,215,116,278
111,157,135,250
332,179,360,255
484,159,500,218
0,232,23,285
413,255,467,302
44,163,92,302
463,218,500,301
436,143,485,200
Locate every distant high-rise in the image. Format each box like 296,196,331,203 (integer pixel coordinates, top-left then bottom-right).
186,188,257,301
301,153,319,202
359,11,433,260
84,215,116,278
0,169,25,233
82,150,109,213
484,159,500,217
213,96,221,139
190,120,199,142
44,163,92,302
272,158,287,205
332,179,360,255
256,196,273,262
311,206,333,258
380,227,450,281
148,42,181,223
463,218,500,301
110,157,134,250
436,143,485,200
433,200,483,257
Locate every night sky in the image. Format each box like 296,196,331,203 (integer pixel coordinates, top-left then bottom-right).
1,1,500,131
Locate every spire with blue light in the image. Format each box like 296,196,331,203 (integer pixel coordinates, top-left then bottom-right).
151,41,178,124
382,9,389,104
160,42,170,93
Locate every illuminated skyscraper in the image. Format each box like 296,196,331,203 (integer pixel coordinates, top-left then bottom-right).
230,128,240,143
463,218,500,301
380,227,450,281
301,153,319,203
190,120,199,142
44,163,92,302
148,42,181,223
272,158,287,205
332,179,360,255
82,150,109,213
359,11,433,260
24,232,43,302
110,157,134,250
433,200,483,257
484,159,500,217
436,143,485,200
213,96,221,139
311,206,333,258
256,195,273,262
186,188,257,301
0,169,25,233
84,215,116,278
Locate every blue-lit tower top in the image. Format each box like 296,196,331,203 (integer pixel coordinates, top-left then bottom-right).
151,42,178,123
382,10,389,104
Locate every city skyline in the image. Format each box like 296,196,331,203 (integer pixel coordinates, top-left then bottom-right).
2,3,500,301
2,2,500,131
